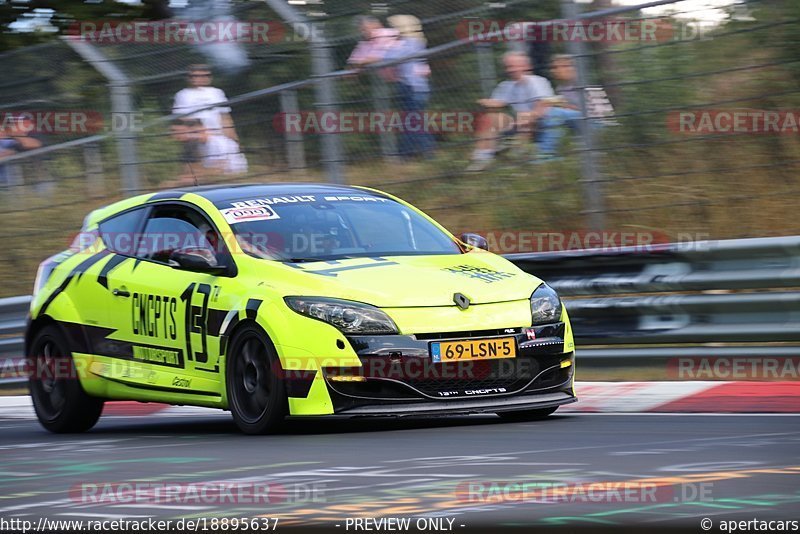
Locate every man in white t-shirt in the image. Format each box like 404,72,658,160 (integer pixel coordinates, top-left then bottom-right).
172,65,247,179
467,52,554,172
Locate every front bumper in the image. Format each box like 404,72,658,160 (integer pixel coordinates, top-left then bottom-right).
304,391,576,417
321,323,575,416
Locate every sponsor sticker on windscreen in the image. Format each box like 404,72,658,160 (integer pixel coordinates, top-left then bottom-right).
220,206,280,224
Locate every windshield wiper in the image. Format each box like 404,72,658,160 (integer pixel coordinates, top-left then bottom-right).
401,210,417,250
286,257,323,263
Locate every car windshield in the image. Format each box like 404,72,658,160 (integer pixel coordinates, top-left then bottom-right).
218,193,462,262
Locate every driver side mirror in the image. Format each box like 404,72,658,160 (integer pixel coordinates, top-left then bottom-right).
169,247,227,274
460,232,489,251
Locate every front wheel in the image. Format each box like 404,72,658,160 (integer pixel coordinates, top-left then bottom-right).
28,325,104,433
225,325,288,434
497,406,558,422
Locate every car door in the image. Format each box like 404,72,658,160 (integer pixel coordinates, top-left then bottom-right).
101,202,235,397
68,206,149,334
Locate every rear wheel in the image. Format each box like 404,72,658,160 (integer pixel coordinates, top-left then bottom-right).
226,324,287,434
498,406,558,422
28,325,104,433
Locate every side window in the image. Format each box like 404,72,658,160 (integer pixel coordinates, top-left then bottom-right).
98,208,147,256
136,205,224,265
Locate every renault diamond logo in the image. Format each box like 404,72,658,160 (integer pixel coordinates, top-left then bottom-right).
453,292,470,310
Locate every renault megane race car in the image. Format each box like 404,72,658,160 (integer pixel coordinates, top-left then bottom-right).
26,184,576,434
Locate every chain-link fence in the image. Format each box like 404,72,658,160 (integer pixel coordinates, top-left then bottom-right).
1,0,798,297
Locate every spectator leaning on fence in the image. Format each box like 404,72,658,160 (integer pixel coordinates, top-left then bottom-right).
348,16,399,68
172,64,247,182
0,130,16,186
384,14,434,158
466,51,554,172
0,115,42,186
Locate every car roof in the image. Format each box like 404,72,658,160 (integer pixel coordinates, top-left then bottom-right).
86,183,392,228
152,182,390,207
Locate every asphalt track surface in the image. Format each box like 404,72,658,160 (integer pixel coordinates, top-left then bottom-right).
0,412,799,532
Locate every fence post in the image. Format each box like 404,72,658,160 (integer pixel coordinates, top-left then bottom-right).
63,37,140,196
6,163,22,187
475,42,498,96
279,89,306,171
84,142,105,198
263,0,344,184
561,0,606,232
310,34,346,184
370,72,398,160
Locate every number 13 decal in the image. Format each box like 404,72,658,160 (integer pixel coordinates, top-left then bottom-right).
181,282,211,364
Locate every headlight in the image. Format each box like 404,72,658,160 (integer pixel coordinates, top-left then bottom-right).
530,284,562,325
33,253,69,296
33,261,54,297
284,297,399,335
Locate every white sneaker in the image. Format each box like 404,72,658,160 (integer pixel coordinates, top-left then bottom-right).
466,159,493,172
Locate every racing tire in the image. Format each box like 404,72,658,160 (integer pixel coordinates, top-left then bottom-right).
497,406,558,421
28,325,104,433
226,324,288,435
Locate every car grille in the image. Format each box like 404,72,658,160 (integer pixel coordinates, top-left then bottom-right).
401,355,553,398
414,328,520,340
328,353,571,401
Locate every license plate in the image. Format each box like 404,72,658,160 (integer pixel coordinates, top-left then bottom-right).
430,337,517,363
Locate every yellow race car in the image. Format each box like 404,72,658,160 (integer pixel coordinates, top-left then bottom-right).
26,184,576,434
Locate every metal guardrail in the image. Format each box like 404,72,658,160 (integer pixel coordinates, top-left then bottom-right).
2,236,799,385
508,235,800,364
0,295,30,386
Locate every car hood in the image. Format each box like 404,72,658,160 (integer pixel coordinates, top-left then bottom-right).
269,251,542,308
